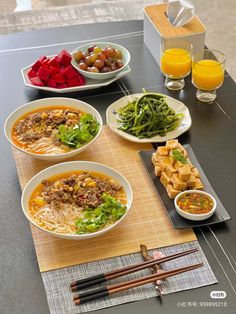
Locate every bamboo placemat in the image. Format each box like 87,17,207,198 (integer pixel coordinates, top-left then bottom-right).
12,126,196,272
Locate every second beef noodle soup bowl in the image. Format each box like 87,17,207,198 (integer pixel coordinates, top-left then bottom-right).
4,97,102,161
21,161,133,240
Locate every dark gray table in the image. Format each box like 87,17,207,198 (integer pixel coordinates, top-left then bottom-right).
0,20,235,314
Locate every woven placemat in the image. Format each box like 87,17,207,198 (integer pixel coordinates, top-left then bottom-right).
42,240,217,314
12,126,196,272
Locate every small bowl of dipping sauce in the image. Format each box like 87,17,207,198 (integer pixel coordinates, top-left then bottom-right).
174,190,216,221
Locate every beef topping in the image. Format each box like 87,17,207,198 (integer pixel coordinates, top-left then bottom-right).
41,172,122,210
13,108,81,146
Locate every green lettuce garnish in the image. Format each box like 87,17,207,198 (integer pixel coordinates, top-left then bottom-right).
171,149,189,164
75,193,127,234
57,113,100,148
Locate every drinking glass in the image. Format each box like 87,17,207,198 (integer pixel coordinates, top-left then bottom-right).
160,39,192,90
192,49,225,102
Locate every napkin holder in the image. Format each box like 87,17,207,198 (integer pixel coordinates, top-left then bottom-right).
144,3,206,66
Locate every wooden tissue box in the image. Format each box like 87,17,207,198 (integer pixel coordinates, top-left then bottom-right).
144,3,206,65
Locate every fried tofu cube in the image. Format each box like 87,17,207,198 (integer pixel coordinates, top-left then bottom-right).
166,184,181,199
178,164,192,181
159,156,171,170
186,174,197,188
160,172,171,188
170,155,176,167
166,139,179,149
192,167,200,178
155,165,162,177
152,153,159,165
175,160,185,170
165,165,177,177
172,173,187,191
194,178,204,190
157,146,170,156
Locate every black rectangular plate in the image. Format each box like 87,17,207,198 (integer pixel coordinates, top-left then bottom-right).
139,145,231,229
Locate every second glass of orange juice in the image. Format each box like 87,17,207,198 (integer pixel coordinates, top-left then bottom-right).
160,39,192,90
192,49,225,102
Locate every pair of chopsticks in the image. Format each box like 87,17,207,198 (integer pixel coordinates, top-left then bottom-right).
70,248,203,305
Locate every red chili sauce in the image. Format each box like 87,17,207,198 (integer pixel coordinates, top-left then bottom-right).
177,192,214,214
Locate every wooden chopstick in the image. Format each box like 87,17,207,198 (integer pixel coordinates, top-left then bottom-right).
74,262,203,305
70,248,198,291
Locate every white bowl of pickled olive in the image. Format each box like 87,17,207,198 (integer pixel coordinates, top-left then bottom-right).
71,42,131,80
174,190,217,221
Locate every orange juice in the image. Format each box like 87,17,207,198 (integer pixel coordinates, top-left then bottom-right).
192,59,224,90
160,48,191,78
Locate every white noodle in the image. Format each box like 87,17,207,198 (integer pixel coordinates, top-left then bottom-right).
33,204,83,234
29,137,68,154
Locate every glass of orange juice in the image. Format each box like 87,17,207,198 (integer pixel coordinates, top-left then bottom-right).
192,49,225,102
160,39,192,90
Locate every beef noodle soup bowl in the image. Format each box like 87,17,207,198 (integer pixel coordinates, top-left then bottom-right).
4,97,102,161
21,161,133,240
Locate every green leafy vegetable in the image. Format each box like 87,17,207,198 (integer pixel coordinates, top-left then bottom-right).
117,91,183,138
171,149,189,164
57,113,100,148
75,193,127,234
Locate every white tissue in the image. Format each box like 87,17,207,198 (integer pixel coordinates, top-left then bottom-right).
167,0,194,27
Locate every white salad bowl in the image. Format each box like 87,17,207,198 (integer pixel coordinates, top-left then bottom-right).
174,190,217,221
4,97,103,162
21,161,133,240
71,42,131,80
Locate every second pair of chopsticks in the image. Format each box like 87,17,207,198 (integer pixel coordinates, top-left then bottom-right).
73,262,203,305
71,247,198,292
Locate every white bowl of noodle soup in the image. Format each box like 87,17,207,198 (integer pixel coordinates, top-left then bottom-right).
21,161,133,240
4,97,102,162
